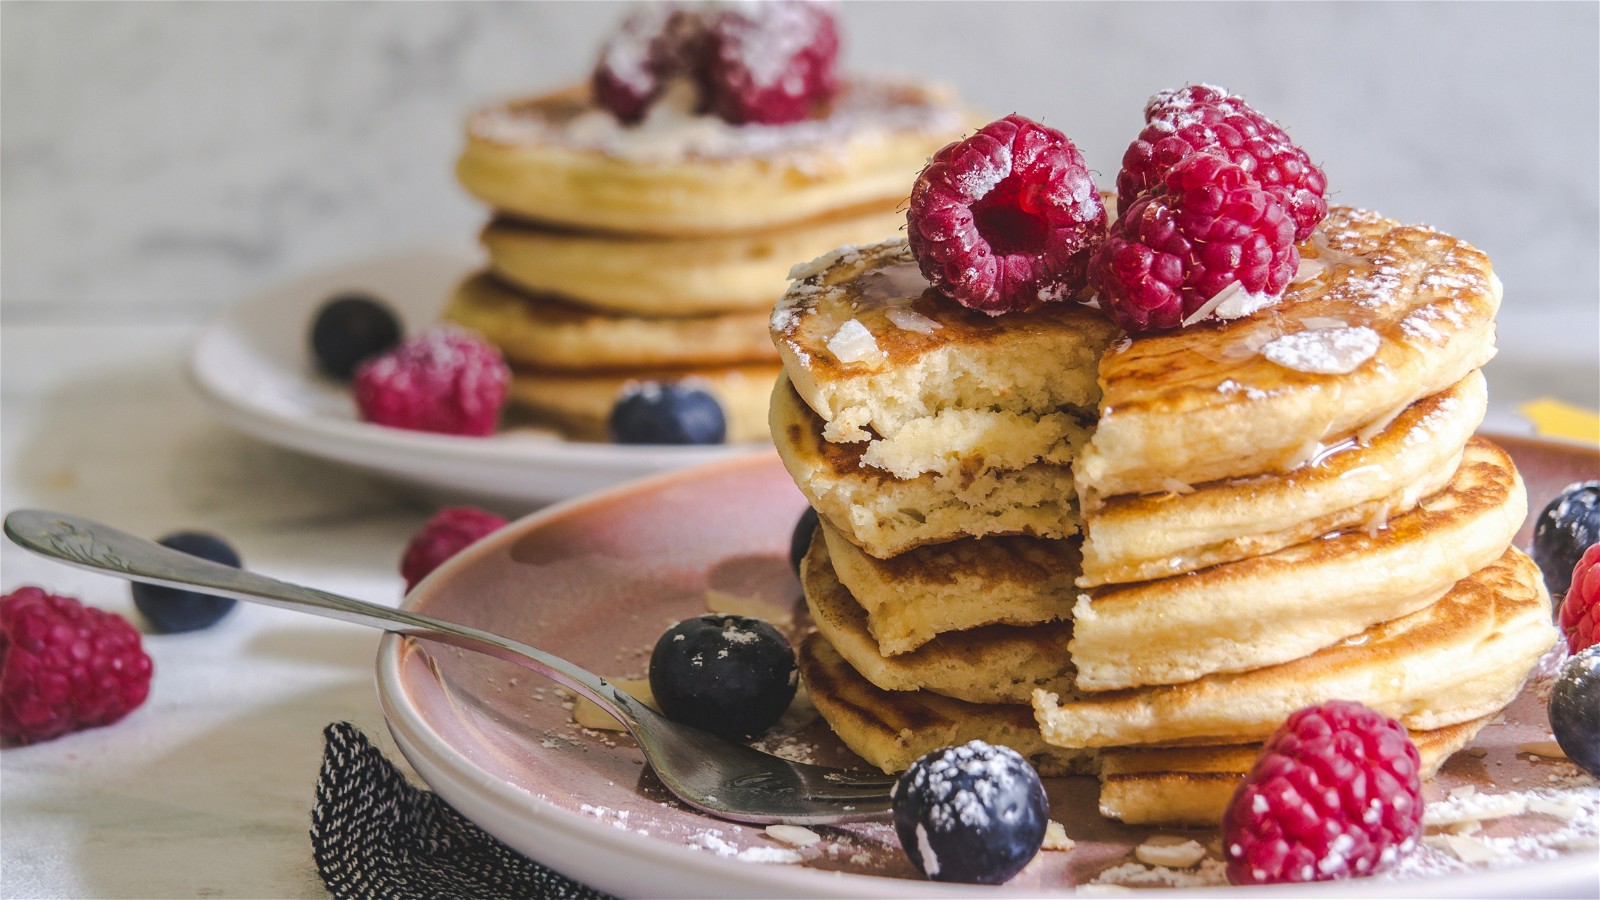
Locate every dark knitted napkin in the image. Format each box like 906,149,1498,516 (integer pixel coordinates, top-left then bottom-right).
310,722,612,900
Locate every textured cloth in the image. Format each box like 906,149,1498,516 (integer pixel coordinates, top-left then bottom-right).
310,722,611,900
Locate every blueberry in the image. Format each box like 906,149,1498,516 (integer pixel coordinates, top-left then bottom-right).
1549,645,1600,778
608,382,726,445
1533,481,1600,603
789,507,819,575
648,615,796,740
892,740,1048,884
310,292,403,380
132,532,242,633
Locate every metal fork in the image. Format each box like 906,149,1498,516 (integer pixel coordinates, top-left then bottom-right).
3,509,894,825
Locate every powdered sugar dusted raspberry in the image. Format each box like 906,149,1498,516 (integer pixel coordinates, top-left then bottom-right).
591,1,838,127
1120,85,1328,242
592,4,702,124
353,327,509,436
701,0,839,125
1223,701,1423,885
1091,152,1297,333
906,114,1106,314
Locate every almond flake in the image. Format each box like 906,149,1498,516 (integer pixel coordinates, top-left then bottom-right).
765,824,822,847
825,318,884,364
885,306,943,334
1516,740,1568,759
1042,820,1076,851
1134,835,1206,869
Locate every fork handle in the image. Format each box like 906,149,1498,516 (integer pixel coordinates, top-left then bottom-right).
2,509,650,730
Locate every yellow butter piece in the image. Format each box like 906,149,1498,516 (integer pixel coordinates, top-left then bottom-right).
1519,398,1600,445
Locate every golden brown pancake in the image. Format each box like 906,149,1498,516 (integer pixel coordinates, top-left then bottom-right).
1076,206,1502,499
820,519,1079,657
1071,437,1528,690
456,78,969,235
771,237,1120,445
1034,547,1557,749
480,202,908,317
444,272,778,372
770,372,1080,557
1078,370,1488,586
797,630,1488,827
801,529,1076,704
795,632,1093,778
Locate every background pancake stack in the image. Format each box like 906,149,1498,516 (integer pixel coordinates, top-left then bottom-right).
774,209,1560,828
442,79,968,443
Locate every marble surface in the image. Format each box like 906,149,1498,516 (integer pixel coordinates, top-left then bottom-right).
1,3,1597,897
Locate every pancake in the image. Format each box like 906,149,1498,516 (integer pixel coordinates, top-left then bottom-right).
481,202,908,317
1078,370,1488,586
801,528,1076,704
1076,206,1502,499
799,630,1489,827
821,520,1078,657
508,364,778,443
456,78,968,236
1096,716,1488,827
795,632,1093,778
442,273,777,372
1033,547,1557,749
1072,436,1527,690
771,372,1080,558
772,238,1120,445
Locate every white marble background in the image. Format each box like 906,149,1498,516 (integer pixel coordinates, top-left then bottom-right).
3,1,1597,391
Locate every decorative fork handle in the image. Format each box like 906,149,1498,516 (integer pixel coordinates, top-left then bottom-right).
2,509,654,733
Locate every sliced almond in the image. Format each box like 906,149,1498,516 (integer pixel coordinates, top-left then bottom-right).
765,824,822,847
1042,820,1076,851
1134,835,1206,869
1516,740,1568,759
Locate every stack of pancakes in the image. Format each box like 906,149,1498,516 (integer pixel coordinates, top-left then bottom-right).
443,78,969,442
772,207,1560,827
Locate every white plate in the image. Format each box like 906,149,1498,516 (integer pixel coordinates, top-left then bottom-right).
187,243,765,509
377,450,1600,899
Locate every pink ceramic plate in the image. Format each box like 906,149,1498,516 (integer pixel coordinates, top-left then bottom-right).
377,436,1599,898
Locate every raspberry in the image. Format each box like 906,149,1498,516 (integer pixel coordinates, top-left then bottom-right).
591,1,839,127
1143,83,1244,121
0,587,153,745
353,327,509,437
907,114,1106,315
1559,543,1600,654
400,507,509,592
592,4,705,125
1090,152,1297,333
1223,701,1422,886
1119,86,1327,242
699,0,839,125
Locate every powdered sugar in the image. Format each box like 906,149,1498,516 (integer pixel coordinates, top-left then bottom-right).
1262,324,1380,375
955,142,1012,201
